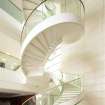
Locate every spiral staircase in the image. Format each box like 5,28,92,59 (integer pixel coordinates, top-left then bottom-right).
21,0,84,105
53,78,81,105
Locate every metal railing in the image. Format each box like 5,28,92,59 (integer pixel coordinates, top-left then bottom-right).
22,73,82,105
21,0,85,43
22,80,64,105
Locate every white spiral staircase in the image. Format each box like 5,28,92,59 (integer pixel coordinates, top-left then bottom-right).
21,0,84,105
21,0,84,76
21,13,83,76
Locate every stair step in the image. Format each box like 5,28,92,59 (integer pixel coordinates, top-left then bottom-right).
54,90,80,105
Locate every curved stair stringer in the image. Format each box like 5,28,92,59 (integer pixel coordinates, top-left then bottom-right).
21,13,84,76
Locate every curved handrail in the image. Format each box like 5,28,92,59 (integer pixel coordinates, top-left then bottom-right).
22,96,36,105
22,80,64,105
22,72,64,105
21,0,85,43
75,98,83,105
79,0,85,11
20,0,48,43
22,75,82,105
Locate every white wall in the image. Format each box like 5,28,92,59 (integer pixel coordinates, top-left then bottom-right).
0,32,21,58
0,9,22,42
0,9,21,58
60,0,105,105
